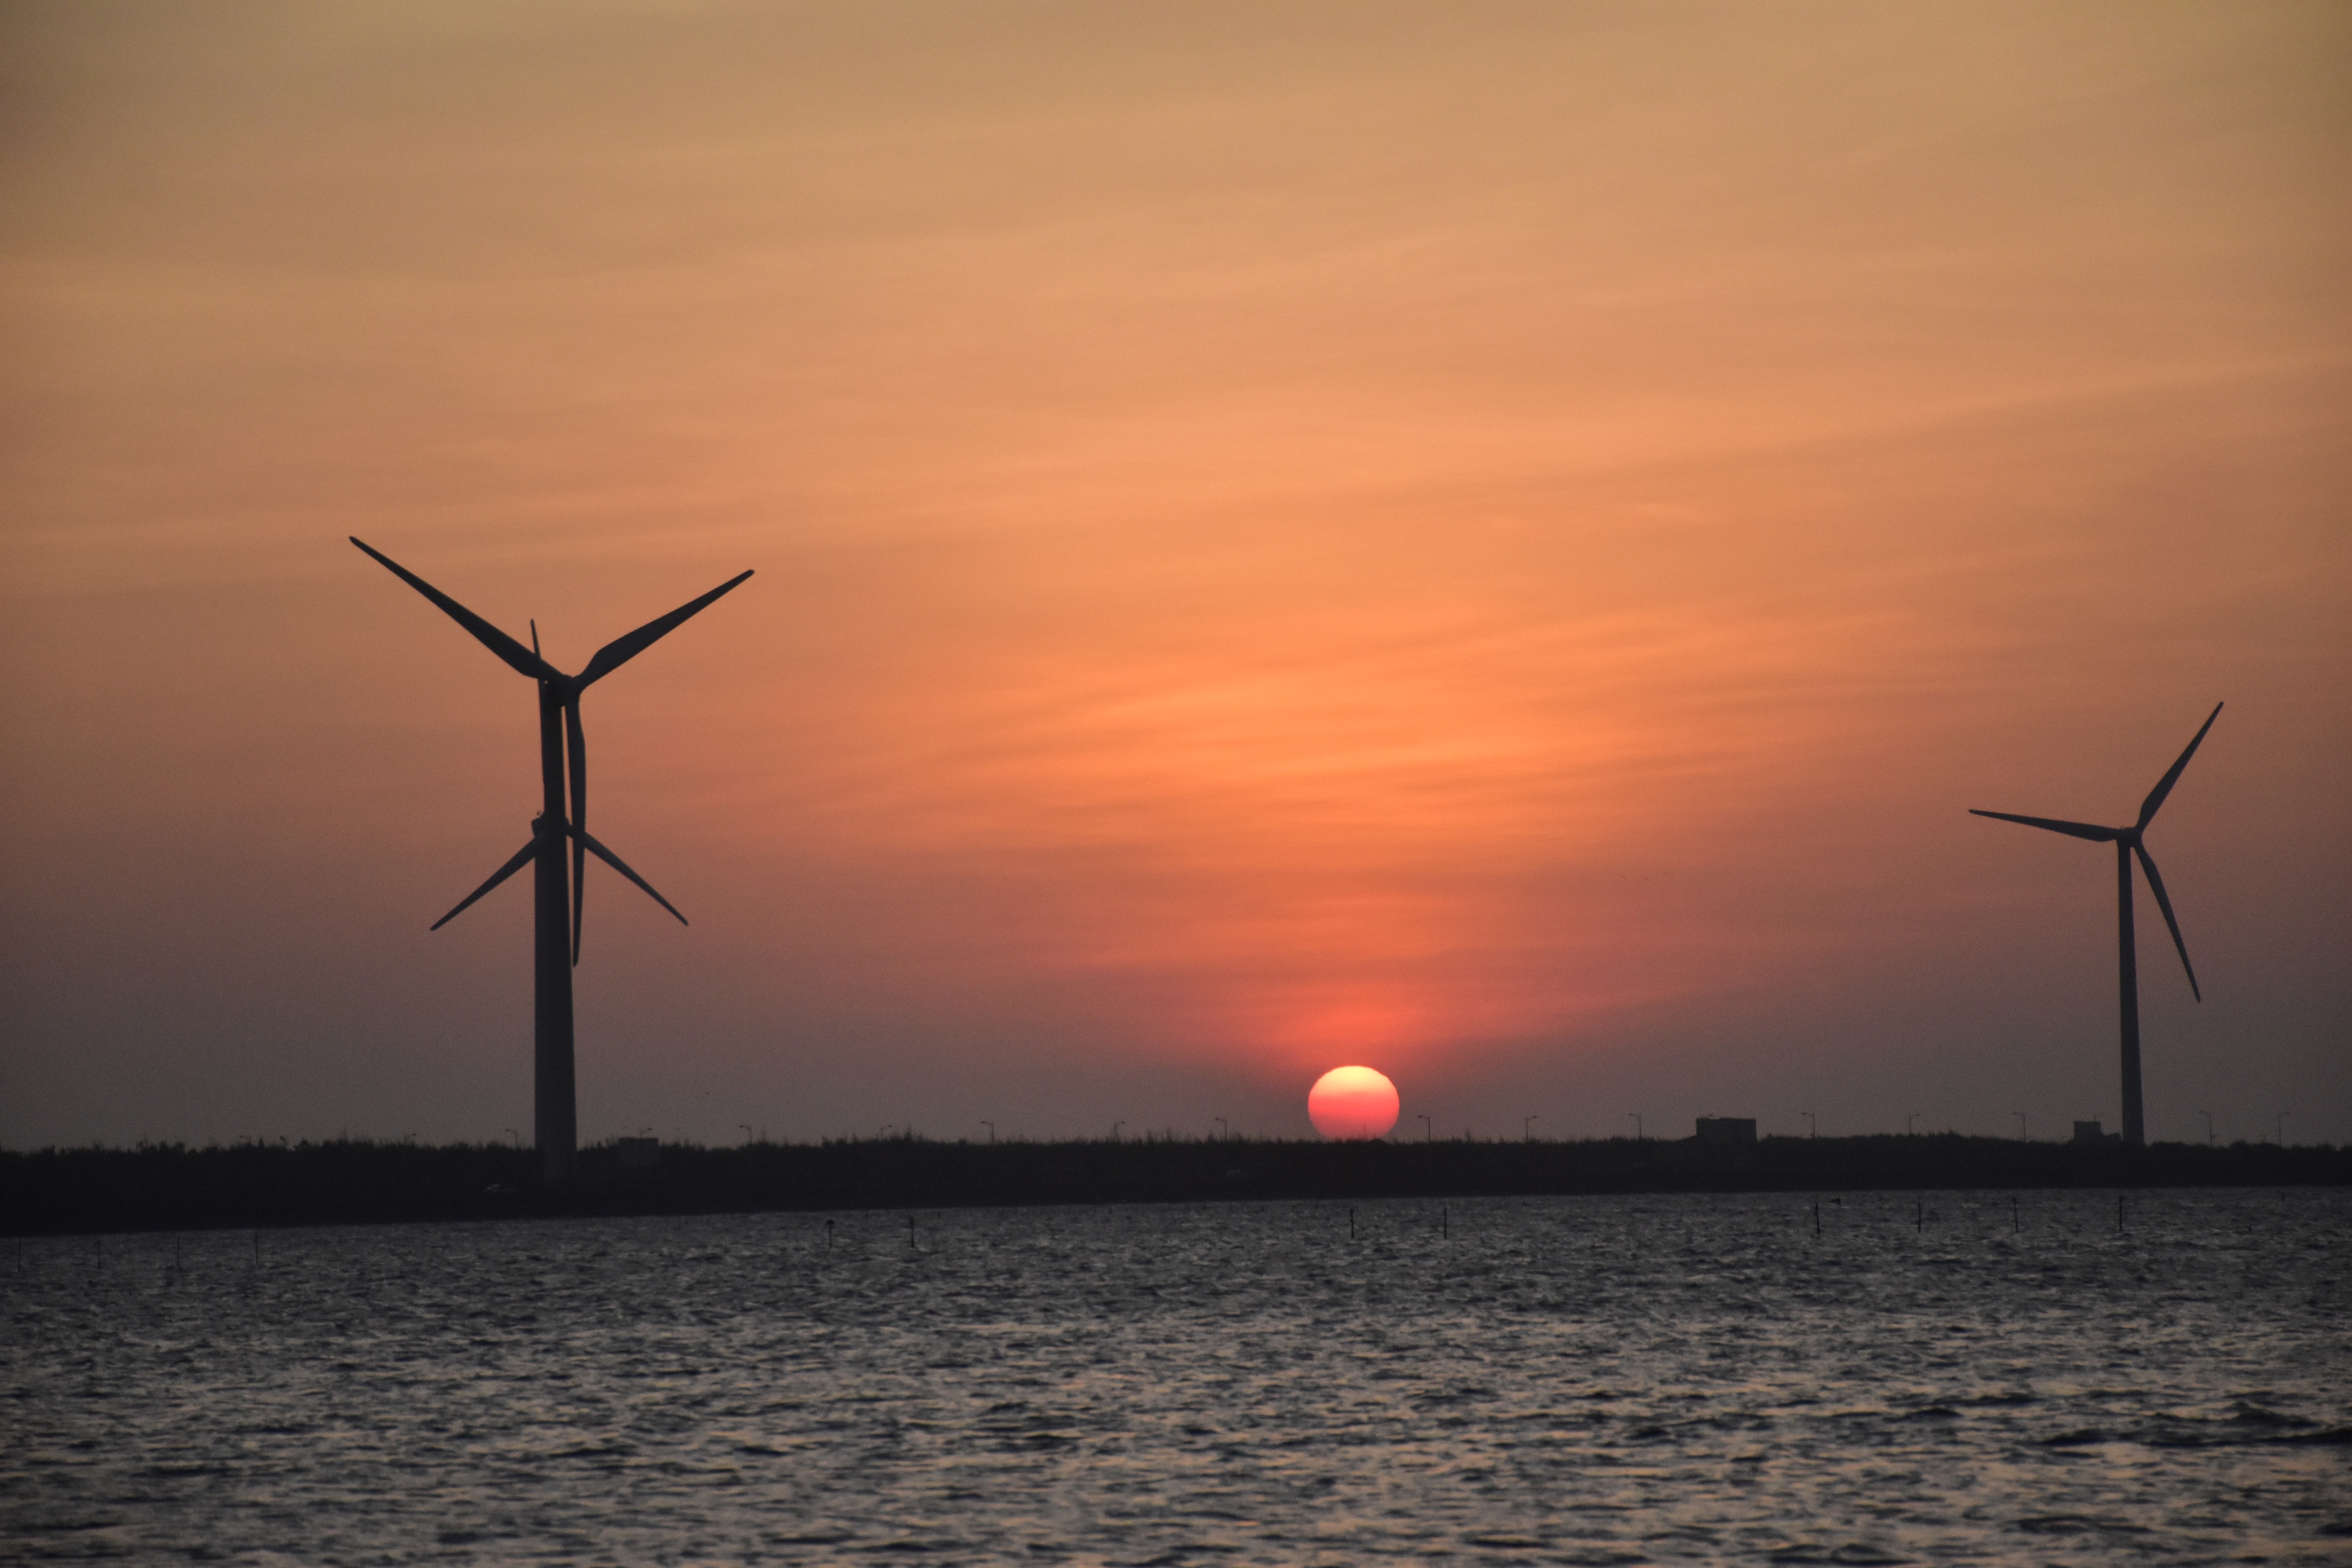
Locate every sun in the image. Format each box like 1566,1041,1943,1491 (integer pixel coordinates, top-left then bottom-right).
1307,1065,1400,1140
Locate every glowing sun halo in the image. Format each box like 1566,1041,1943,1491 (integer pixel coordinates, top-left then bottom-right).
1307,1065,1400,1140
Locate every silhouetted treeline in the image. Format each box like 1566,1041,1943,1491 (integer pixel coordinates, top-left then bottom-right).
2,1132,2344,1236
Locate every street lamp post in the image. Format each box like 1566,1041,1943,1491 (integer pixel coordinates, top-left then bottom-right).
1418,1114,1432,1142
1801,1111,1816,1138
1629,1114,1643,1141
2013,1111,2026,1140
981,1119,995,1144
2200,1111,2213,1146
1906,1112,1921,1136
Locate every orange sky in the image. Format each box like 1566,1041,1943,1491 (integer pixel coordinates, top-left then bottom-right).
4,2,2347,1147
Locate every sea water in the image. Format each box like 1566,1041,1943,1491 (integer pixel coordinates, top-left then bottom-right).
3,1189,2345,1564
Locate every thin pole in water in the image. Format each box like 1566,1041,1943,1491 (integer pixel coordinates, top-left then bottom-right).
825,1220,834,1247
2012,1196,2020,1235
1915,1201,1923,1233
2117,1196,2125,1234
1349,1206,1355,1241
1812,1201,1820,1237
1442,1205,1448,1240
907,1214,916,1249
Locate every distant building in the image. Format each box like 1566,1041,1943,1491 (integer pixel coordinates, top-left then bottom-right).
1695,1117,1757,1146
617,1136,661,1168
2070,1120,2118,1145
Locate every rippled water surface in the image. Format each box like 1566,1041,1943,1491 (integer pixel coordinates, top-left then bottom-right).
5,1189,2348,1564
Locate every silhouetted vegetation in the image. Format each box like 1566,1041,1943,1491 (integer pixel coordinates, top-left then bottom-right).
1,1132,2343,1236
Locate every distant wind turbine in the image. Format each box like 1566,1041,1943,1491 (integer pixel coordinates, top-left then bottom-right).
1970,702,2221,1147
354,539,752,1183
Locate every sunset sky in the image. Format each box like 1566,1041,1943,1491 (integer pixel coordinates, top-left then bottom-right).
4,1,2346,1150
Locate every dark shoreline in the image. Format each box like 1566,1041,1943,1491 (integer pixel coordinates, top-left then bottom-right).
4,1133,2344,1236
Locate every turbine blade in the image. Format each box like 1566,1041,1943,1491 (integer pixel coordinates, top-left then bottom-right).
574,570,754,690
2133,843,2201,1001
352,538,565,685
568,825,688,926
567,699,587,965
1968,809,2121,842
429,838,539,931
2138,701,2224,828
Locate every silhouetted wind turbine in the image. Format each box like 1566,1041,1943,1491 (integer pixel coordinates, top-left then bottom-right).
1970,702,2221,1148
354,539,751,1182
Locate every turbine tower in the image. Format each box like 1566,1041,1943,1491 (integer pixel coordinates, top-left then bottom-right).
1970,702,2221,1147
354,538,752,1183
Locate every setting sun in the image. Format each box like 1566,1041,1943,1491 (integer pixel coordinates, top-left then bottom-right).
1307,1066,1400,1140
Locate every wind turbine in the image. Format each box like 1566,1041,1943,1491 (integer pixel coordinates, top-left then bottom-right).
1970,702,2221,1147
354,539,752,1183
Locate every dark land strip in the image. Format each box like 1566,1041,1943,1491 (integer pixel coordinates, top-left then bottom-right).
3,1134,2344,1236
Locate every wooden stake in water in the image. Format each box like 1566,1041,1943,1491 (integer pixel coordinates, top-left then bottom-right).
1349,1206,1355,1241
1812,1201,1821,1236
907,1214,916,1249
1441,1205,1448,1240
2012,1196,2020,1234
2118,1196,2125,1234
825,1219,835,1247
1915,1200,1923,1233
